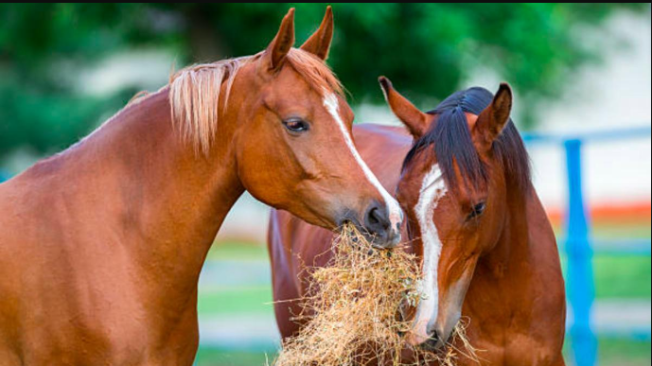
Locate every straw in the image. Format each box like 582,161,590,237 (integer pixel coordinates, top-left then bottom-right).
272,223,479,366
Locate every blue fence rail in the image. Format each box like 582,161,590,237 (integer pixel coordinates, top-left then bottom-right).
522,126,652,366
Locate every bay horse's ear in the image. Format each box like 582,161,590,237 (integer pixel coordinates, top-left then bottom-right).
378,76,430,138
473,83,513,153
263,8,296,72
300,6,334,60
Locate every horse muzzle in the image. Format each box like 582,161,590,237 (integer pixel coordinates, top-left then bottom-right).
361,199,403,248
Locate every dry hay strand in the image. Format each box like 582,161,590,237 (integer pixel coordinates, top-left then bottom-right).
273,223,479,366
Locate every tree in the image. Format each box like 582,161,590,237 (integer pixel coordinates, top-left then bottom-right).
0,3,647,159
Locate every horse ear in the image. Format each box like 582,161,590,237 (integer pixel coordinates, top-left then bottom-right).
473,83,513,153
378,76,430,138
262,8,295,72
300,6,334,60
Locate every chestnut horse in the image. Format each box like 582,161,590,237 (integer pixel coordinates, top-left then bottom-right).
0,8,403,366
269,79,566,365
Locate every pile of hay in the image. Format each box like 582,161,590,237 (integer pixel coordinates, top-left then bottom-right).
273,224,477,366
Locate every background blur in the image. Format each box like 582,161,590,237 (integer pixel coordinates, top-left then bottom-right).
0,4,650,366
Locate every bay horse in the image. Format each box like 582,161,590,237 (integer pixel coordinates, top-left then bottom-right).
269,79,566,365
0,8,403,366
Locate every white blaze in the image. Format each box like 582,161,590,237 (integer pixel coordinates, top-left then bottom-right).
322,92,403,230
408,163,447,345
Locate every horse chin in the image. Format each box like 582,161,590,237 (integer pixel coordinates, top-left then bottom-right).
381,227,402,247
412,276,470,351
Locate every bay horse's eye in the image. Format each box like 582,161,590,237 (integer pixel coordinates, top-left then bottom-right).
283,118,310,133
468,202,486,220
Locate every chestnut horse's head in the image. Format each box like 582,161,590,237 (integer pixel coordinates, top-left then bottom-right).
379,78,531,348
170,8,402,247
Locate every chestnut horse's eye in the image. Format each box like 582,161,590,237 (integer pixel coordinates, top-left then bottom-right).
283,118,310,133
468,202,486,220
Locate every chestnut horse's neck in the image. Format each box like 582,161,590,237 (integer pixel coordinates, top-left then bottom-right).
33,87,244,293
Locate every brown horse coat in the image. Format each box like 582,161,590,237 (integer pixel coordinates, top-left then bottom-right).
269,102,567,365
0,8,403,365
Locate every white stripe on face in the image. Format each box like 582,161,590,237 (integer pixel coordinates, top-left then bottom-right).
322,93,403,230
408,163,447,345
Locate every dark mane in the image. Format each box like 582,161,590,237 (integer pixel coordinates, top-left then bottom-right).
403,87,531,196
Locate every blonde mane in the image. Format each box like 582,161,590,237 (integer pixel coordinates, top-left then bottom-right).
169,48,344,155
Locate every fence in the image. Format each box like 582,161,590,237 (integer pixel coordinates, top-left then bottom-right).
522,126,652,366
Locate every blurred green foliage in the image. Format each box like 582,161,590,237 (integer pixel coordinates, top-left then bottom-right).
0,3,648,159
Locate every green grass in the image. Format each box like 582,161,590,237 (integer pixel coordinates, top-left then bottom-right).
597,338,651,366
198,286,274,316
196,339,652,366
563,338,652,366
207,242,270,261
195,349,274,366
553,221,652,240
559,254,652,299
591,222,651,240
593,255,651,299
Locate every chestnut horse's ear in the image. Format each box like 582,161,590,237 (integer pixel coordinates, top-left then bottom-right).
473,83,513,153
263,8,296,72
300,6,334,60
378,76,430,138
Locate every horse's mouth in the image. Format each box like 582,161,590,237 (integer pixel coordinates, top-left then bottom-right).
418,332,444,352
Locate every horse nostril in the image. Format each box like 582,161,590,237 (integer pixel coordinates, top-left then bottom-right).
368,207,382,226
362,201,401,248
364,202,390,235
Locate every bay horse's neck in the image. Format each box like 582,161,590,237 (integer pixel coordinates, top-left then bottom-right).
478,183,540,282
51,88,244,294
464,182,566,358
490,184,531,265
469,181,562,318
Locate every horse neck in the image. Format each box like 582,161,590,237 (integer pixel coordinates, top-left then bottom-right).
61,88,245,281
477,182,557,294
467,181,566,350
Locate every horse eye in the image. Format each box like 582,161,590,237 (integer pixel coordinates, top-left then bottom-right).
468,202,486,220
283,118,309,133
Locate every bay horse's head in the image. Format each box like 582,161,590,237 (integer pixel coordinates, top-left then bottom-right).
170,8,402,247
379,78,530,348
